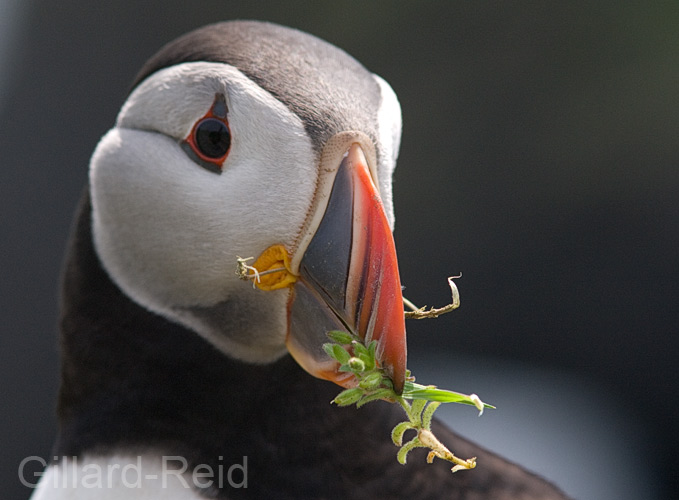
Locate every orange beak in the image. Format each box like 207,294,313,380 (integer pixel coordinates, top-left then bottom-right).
285,141,407,393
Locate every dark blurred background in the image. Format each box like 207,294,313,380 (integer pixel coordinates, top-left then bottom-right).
1,2,677,499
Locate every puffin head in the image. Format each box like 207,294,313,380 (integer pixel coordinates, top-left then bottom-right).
89,21,406,392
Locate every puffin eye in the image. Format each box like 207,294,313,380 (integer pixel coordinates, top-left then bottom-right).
194,118,231,159
181,93,231,174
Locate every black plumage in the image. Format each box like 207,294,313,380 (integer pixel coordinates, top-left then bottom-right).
56,194,569,499
51,21,571,499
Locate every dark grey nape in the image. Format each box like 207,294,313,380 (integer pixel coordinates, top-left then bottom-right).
131,21,382,157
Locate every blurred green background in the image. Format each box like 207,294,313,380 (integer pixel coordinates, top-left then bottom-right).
1,1,677,499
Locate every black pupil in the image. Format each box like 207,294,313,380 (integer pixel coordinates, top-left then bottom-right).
195,118,230,159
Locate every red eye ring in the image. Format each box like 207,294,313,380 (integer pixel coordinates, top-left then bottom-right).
187,117,231,162
182,93,231,174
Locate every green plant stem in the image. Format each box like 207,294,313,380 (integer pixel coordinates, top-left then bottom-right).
322,325,491,473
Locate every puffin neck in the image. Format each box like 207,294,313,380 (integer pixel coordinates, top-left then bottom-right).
53,190,414,497
57,191,290,452
52,191,570,499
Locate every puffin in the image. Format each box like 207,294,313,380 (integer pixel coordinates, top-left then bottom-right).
31,21,570,499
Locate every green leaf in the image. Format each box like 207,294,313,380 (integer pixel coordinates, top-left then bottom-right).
367,341,377,362
356,388,395,408
358,372,383,390
348,357,366,372
391,421,414,446
402,382,496,409
351,341,375,369
422,401,441,429
332,387,364,406
323,343,352,364
326,330,355,345
396,437,423,465
409,398,428,423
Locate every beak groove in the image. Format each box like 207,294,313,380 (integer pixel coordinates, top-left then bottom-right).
285,137,407,393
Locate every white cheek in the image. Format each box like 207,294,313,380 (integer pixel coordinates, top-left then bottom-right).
91,125,315,306
91,129,233,309
90,62,318,363
373,74,402,229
